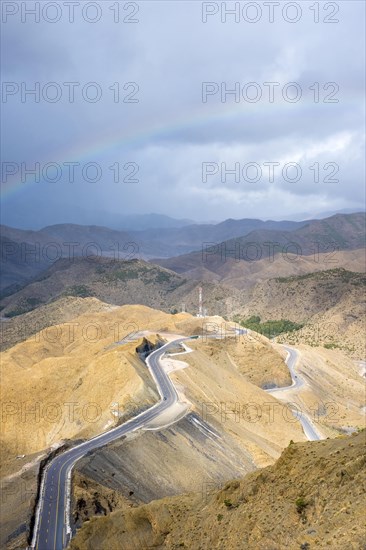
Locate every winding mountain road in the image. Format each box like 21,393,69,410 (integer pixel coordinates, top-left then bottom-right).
267,345,324,442
32,337,189,550
31,333,322,549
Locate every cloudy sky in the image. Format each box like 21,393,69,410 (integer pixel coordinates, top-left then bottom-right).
1,0,365,228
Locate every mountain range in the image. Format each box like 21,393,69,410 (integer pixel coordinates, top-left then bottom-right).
0,256,239,320
1,212,365,295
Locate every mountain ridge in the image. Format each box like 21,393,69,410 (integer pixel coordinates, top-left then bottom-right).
1,213,364,294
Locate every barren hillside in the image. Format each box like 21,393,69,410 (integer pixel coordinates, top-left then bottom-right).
0,256,242,319
1,303,305,549
236,269,366,358
69,431,366,550
2,299,364,549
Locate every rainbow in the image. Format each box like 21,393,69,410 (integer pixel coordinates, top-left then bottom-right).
0,94,331,200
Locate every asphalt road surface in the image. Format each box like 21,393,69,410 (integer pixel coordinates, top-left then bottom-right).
267,345,323,442
32,337,188,550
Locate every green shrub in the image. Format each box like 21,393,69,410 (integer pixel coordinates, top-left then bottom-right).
295,497,308,514
6,309,25,318
26,297,42,306
67,285,93,297
154,271,172,283
239,317,304,338
324,343,339,349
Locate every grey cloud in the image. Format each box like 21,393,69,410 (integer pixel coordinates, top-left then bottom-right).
1,0,365,227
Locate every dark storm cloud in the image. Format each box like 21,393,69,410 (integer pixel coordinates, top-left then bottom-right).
1,0,365,227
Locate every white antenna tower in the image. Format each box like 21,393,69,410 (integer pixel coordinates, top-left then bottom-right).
198,286,203,317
